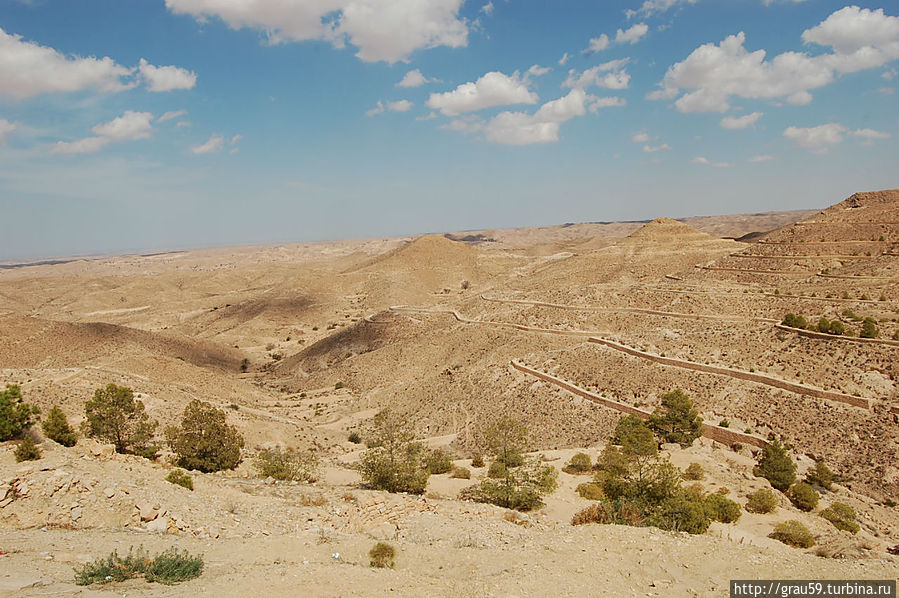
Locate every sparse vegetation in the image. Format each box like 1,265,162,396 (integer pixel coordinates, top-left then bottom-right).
165,469,194,491
166,400,245,472
82,384,157,457
74,547,203,586
424,447,454,474
450,466,471,479
359,410,429,494
703,493,741,523
860,317,879,339
576,482,604,500
348,430,362,444
804,461,834,490
42,405,77,447
239,358,249,372
648,389,703,447
254,447,318,482
745,488,778,514
369,542,395,568
0,384,39,442
820,502,860,534
769,520,815,548
470,454,485,468
787,482,819,512
14,434,41,462
753,438,796,492
683,462,705,481
562,452,592,474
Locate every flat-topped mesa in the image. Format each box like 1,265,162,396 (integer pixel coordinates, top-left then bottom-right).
624,217,713,244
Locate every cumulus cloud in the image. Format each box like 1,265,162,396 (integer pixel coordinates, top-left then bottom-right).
165,0,468,64
586,23,648,53
426,71,537,116
648,6,899,113
0,27,134,99
692,156,731,167
0,119,17,144
626,0,699,19
51,111,153,155
366,99,414,116
138,59,197,92
158,109,188,122
563,59,631,90
783,123,847,152
397,69,433,87
190,134,225,155
852,128,891,145
720,112,763,129
484,89,588,145
587,35,610,52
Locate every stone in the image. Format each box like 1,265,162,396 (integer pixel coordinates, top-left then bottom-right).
137,502,158,522
70,507,83,521
104,487,116,499
146,517,169,533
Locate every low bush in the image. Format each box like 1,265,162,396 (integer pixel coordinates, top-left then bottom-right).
683,462,705,481
254,448,318,482
165,469,194,491
860,317,879,339
487,460,506,479
42,405,77,447
745,488,778,514
787,482,819,512
820,502,860,534
562,452,592,474
347,431,362,444
470,454,485,468
450,466,471,479
571,499,645,526
646,492,712,535
74,547,203,586
703,493,741,523
369,542,395,568
14,435,41,462
769,520,815,548
576,482,604,500
424,448,454,475
804,461,834,490
782,313,808,329
817,317,831,333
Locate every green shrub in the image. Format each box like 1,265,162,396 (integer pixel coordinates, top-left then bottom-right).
471,454,485,468
166,400,244,472
703,493,741,523
334,381,345,390
42,405,77,447
369,542,395,568
82,384,157,456
450,466,471,479
487,460,506,479
484,418,531,468
359,410,429,494
648,389,703,447
14,435,41,462
804,461,834,490
254,448,318,482
769,520,815,548
563,452,592,474
165,469,194,491
820,502,860,534
424,448,453,474
787,482,819,512
571,498,646,526
782,313,807,329
860,317,879,339
348,431,362,444
74,547,203,586
0,384,39,441
576,482,604,500
817,317,831,333
477,452,557,511
753,438,796,492
828,320,845,335
719,419,730,428
646,492,712,534
683,462,705,481
745,488,778,514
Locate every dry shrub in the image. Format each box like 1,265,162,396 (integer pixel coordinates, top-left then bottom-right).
769,520,815,548
576,482,604,501
571,499,646,527
369,542,395,569
450,466,471,479
562,452,592,474
298,493,328,507
745,488,778,514
683,462,705,481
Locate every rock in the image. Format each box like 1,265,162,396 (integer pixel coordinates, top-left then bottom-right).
137,502,158,522
146,516,169,533
70,507,82,521
104,487,116,499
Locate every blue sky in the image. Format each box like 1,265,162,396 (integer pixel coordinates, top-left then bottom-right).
0,0,897,260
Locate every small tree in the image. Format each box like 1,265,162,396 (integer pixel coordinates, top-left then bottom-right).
753,438,796,492
745,488,778,514
359,410,429,494
82,384,156,455
804,461,834,490
14,434,41,462
166,400,244,472
649,389,703,447
0,384,39,441
787,482,819,511
820,502,860,534
860,317,879,339
42,405,77,447
484,417,531,467
424,448,453,474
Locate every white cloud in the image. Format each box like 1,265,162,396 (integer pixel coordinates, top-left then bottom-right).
190,134,225,155
230,134,243,145
0,119,17,144
692,156,730,167
441,116,484,133
616,23,649,45
720,111,763,129
426,71,537,116
643,143,671,152
51,111,154,155
176,120,191,128
366,99,414,116
589,96,626,110
165,0,468,64
852,128,891,145
138,59,197,92
783,123,847,152
587,34,610,52
480,1,493,16
558,52,570,66
626,0,699,19
397,69,432,87
527,64,551,77
884,68,898,80
563,59,631,90
632,131,650,143
0,27,134,99
484,89,588,145
158,109,188,122
649,6,899,113
748,154,775,162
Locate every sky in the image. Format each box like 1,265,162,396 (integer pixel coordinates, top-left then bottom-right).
0,0,897,261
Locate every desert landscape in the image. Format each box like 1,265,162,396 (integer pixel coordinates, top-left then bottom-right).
0,190,897,596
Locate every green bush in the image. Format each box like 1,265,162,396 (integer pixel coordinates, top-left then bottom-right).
347,431,362,444
165,469,194,491
450,466,471,479
471,454,485,468
359,410,430,494
424,448,454,474
828,320,845,335
576,482,604,500
804,461,834,490
820,502,860,534
369,542,395,568
0,384,39,441
166,400,244,472
484,418,530,467
254,447,318,482
487,460,506,479
769,520,815,548
703,493,741,523
745,488,778,514
74,546,203,586
683,462,705,481
648,389,703,447
646,492,712,534
82,384,157,456
571,498,646,526
42,405,77,447
753,438,796,492
14,435,41,462
860,317,879,339
787,482,819,512
817,317,831,333
782,313,808,329
563,452,592,474
478,456,558,511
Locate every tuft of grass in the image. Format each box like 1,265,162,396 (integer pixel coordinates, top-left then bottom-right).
74,547,203,586
369,542,395,569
